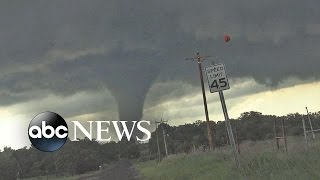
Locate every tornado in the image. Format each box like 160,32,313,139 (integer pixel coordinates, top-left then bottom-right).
106,66,158,121
101,50,162,138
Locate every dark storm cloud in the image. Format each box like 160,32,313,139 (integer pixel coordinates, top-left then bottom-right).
0,0,320,119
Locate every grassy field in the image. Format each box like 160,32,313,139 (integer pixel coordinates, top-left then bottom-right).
22,170,100,180
135,138,320,180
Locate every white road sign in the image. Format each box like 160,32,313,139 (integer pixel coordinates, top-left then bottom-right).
205,63,230,93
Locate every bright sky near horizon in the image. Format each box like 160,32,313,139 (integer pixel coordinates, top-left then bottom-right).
0,78,319,150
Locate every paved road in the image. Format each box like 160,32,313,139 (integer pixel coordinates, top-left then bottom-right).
77,159,142,180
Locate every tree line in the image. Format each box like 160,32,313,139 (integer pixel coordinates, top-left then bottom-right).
0,139,141,179
0,111,319,179
148,111,320,157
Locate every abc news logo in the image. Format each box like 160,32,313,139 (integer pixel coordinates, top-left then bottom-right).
28,112,151,152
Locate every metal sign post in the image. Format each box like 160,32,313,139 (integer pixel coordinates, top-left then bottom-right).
205,63,240,168
219,90,240,168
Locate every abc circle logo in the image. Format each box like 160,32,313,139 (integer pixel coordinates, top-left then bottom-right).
28,112,68,152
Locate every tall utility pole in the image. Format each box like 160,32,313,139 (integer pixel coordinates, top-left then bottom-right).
301,117,309,150
186,51,214,150
273,120,280,150
281,119,288,153
155,119,169,156
235,127,240,154
155,123,161,163
306,107,315,139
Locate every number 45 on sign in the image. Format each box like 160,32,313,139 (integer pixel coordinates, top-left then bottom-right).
205,64,230,93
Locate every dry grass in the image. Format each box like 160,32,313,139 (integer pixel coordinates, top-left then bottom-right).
135,137,320,180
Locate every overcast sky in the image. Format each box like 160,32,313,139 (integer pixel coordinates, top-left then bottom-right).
0,0,320,149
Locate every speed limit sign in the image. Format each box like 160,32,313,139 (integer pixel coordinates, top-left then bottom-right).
205,64,230,93
204,63,239,167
